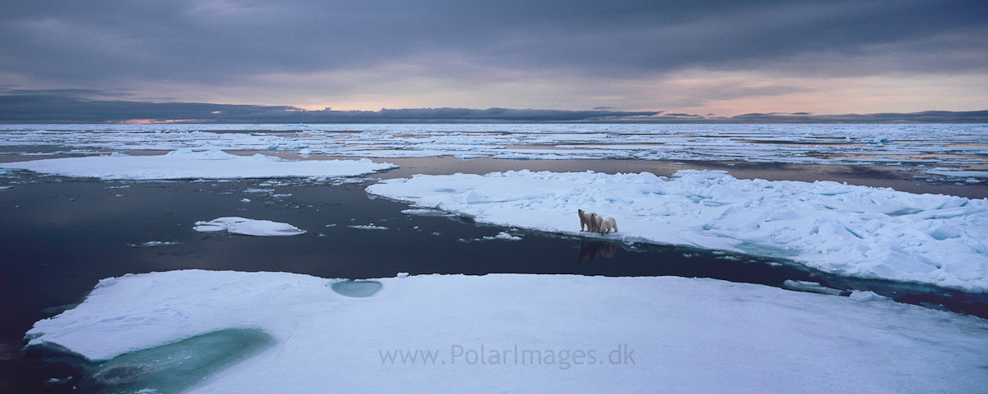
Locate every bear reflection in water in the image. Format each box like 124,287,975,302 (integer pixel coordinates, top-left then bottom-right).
577,241,617,264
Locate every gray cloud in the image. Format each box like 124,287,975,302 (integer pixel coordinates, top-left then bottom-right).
1,0,985,90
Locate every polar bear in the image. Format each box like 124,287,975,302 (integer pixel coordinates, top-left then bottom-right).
589,213,604,233
578,209,600,232
597,216,618,235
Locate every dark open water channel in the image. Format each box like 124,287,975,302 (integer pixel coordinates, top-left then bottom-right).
1,157,986,393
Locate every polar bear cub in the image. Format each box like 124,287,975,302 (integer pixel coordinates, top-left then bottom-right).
589,213,604,233
597,216,618,235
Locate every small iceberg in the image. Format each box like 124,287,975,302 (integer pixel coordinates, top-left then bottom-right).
194,217,306,236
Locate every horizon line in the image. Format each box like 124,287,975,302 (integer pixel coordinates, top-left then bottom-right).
1,93,986,124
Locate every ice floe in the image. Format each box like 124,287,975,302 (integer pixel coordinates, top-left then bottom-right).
367,169,988,292
194,217,306,237
24,270,988,393
0,149,396,180
782,280,850,296
485,231,522,241
127,241,184,248
348,224,389,230
460,231,524,243
401,208,458,217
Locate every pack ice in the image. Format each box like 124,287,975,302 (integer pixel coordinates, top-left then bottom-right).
0,149,396,179
23,270,988,393
2,124,986,170
367,170,988,292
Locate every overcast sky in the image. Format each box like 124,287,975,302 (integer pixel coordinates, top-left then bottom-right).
1,0,985,119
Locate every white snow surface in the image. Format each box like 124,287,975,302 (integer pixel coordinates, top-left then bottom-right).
367,170,988,292
0,149,396,179
25,270,988,393
194,217,306,236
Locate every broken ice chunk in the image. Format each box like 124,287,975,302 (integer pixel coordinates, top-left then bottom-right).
194,217,306,236
782,280,850,296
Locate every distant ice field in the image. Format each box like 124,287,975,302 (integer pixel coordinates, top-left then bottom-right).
1,124,986,180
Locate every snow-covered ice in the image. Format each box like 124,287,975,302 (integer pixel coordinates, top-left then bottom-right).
0,149,396,180
24,270,988,393
367,169,988,292
194,217,306,237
